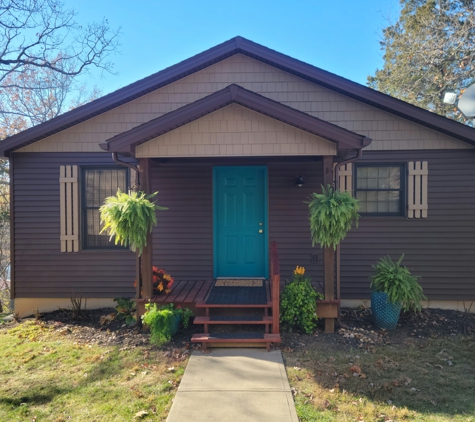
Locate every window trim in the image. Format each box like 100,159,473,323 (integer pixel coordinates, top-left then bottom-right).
354,163,407,217
81,165,129,250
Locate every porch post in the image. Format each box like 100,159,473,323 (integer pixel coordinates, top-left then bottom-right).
322,156,335,333
139,158,153,300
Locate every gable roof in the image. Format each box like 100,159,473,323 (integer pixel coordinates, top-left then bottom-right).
101,84,371,155
1,36,474,157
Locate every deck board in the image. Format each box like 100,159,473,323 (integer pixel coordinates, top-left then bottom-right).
148,280,212,304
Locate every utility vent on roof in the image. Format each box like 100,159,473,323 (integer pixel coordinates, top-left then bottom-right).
338,163,353,194
408,161,428,218
59,165,79,252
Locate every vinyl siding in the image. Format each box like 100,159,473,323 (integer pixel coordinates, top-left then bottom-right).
12,152,136,298
341,149,475,300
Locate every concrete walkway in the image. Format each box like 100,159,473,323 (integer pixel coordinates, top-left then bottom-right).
167,348,299,422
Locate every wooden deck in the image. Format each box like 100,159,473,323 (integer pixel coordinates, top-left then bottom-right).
136,280,213,304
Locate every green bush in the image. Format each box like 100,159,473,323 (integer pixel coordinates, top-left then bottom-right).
113,297,136,326
280,266,323,334
371,254,426,312
141,303,194,346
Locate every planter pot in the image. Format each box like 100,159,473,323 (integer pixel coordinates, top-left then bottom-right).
316,299,340,319
371,291,402,330
170,314,182,337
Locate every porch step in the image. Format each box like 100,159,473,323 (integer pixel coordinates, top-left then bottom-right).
196,301,272,308
194,316,273,325
191,333,281,351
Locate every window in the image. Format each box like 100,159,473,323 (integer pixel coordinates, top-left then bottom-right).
82,167,128,249
355,164,405,216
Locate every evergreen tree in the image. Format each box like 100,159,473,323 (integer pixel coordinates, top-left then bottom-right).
368,0,475,124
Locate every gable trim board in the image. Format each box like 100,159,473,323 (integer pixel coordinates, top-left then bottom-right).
100,85,370,156
1,36,475,157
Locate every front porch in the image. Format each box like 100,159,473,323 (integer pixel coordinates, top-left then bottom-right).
137,242,282,350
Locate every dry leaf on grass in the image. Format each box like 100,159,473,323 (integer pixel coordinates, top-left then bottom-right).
134,410,148,419
350,365,362,374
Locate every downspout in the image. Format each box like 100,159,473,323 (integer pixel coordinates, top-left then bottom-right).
111,152,142,314
112,152,141,191
334,149,363,327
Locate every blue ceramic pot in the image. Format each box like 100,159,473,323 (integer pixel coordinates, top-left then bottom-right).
371,291,402,330
170,314,182,336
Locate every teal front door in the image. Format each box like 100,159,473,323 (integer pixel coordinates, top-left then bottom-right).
214,166,268,278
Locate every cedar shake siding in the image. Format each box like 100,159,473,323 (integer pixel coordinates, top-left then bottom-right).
12,152,136,298
341,149,475,301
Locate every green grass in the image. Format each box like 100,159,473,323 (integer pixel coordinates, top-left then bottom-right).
0,320,188,421
284,337,475,421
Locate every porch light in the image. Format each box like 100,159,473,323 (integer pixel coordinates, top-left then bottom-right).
295,175,304,187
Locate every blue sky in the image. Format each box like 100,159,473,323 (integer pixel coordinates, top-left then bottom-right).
65,0,401,96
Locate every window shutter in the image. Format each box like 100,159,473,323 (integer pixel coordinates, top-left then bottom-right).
407,161,428,218
339,163,353,194
60,165,79,252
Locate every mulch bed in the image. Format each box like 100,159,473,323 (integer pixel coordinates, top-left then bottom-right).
1,305,474,352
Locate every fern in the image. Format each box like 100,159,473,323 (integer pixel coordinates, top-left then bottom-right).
307,185,359,249
370,255,427,312
99,190,167,256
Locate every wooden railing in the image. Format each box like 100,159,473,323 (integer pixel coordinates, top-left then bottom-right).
270,241,280,335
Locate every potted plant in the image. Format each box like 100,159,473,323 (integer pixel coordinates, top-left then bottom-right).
370,254,426,330
142,302,194,346
280,266,323,334
152,267,174,295
100,189,167,256
307,185,360,319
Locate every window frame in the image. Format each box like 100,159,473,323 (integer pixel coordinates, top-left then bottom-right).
354,163,407,217
81,165,129,250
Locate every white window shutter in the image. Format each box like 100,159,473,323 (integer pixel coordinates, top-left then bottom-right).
339,163,353,194
407,161,428,218
60,165,79,252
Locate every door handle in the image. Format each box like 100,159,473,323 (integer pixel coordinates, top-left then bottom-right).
259,229,263,234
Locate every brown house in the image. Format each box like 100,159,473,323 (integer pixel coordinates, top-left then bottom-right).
2,37,475,332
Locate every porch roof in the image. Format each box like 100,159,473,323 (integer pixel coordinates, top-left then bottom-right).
100,84,371,156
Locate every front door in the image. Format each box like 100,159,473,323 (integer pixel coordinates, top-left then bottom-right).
214,166,267,278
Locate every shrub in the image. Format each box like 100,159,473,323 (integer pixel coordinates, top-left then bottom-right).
371,254,426,312
113,297,136,326
280,266,323,334
141,303,194,346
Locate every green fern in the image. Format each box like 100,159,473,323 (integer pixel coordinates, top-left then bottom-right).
99,190,167,256
307,185,359,249
370,255,426,312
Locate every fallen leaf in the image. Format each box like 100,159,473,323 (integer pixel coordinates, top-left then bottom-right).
434,364,443,370
359,373,367,379
134,410,148,419
350,365,362,374
290,387,298,396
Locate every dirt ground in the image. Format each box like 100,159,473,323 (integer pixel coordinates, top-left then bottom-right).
2,304,474,353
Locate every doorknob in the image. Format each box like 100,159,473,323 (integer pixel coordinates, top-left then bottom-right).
259,229,263,234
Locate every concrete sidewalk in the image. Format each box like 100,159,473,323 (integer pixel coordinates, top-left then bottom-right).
167,348,299,422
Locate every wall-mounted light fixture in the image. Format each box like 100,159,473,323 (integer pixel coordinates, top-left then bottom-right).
295,175,304,187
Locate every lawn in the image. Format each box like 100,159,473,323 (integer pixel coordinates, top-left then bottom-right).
0,320,188,421
284,336,475,421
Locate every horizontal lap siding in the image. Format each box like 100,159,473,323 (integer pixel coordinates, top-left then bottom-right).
152,164,213,280
13,152,136,298
268,162,323,287
341,149,475,301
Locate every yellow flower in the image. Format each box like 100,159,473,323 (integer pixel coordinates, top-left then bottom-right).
294,266,305,276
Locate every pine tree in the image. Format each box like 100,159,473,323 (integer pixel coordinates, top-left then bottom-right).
368,0,475,124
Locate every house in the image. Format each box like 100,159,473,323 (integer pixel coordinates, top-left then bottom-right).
2,37,475,336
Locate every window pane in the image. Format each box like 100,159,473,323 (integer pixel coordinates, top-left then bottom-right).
356,165,403,215
389,167,400,189
83,168,127,249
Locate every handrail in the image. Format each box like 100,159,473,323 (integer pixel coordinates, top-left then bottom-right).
270,241,280,335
